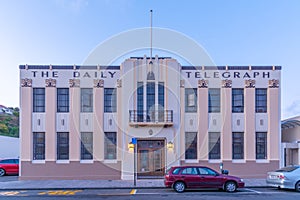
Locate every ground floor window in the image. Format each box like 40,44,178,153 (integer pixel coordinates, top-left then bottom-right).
104,132,117,160
33,132,45,160
209,132,220,159
232,132,244,159
81,132,93,160
185,132,197,159
256,132,267,159
57,132,69,160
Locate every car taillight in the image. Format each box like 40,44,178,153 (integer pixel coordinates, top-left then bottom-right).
277,174,285,179
165,174,169,179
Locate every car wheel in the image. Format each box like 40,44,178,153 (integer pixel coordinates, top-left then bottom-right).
173,181,185,193
0,168,5,177
295,181,300,192
225,181,237,192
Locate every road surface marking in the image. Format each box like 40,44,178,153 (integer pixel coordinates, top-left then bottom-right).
244,188,262,194
130,189,137,195
38,190,82,196
0,191,20,196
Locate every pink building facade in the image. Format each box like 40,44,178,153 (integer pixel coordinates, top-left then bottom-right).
19,57,281,180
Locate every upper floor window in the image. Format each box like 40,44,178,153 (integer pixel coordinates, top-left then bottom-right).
232,88,244,113
57,88,69,112
256,88,267,113
208,88,220,113
137,82,144,122
185,88,197,113
81,88,93,112
158,82,164,109
146,82,155,121
104,88,117,113
33,88,45,112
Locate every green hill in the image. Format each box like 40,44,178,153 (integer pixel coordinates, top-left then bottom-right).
0,108,19,138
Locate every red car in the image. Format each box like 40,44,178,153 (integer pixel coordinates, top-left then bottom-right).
0,158,19,176
164,166,245,192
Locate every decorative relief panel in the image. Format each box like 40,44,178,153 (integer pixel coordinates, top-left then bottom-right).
180,80,185,88
198,79,208,88
245,79,255,88
117,79,122,88
21,78,32,87
69,79,80,88
94,79,104,88
45,79,56,87
222,79,232,88
268,79,279,88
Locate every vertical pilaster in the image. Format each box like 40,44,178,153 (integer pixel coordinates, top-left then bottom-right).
180,80,185,160
221,86,232,160
198,79,208,160
268,85,280,161
69,79,80,161
94,79,104,161
45,79,56,161
244,84,255,160
117,79,122,160
20,79,33,162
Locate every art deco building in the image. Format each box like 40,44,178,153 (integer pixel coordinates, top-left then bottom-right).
19,56,281,180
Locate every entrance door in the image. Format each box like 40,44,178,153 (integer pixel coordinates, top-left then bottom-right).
137,140,165,177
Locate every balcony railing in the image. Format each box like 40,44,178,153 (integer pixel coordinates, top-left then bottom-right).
129,110,173,126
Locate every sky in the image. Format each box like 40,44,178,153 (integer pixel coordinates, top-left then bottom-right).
0,0,299,119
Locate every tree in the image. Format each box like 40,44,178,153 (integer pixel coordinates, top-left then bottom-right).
0,123,9,133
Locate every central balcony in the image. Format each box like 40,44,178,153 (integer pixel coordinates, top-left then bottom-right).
129,110,173,127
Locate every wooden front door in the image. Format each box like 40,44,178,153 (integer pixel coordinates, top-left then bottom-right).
137,140,165,177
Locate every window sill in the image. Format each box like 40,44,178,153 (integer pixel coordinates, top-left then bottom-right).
232,159,246,163
56,160,70,164
80,160,93,164
256,159,269,163
208,159,222,163
32,160,45,164
103,160,118,164
185,159,198,164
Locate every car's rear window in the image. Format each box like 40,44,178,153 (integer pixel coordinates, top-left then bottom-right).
172,167,181,175
275,166,299,172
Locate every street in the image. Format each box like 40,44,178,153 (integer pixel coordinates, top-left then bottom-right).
0,188,299,200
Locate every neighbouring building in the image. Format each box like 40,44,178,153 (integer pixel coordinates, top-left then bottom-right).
281,116,300,167
19,56,281,180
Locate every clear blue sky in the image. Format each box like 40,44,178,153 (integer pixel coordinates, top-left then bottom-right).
0,0,299,119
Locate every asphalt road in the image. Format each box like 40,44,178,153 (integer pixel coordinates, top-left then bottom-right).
0,188,300,200
1,176,299,200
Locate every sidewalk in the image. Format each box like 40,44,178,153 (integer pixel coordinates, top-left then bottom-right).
0,178,268,190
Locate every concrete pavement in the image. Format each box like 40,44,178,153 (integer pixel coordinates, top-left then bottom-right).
0,177,268,190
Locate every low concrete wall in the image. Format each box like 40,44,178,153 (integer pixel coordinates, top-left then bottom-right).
0,136,19,158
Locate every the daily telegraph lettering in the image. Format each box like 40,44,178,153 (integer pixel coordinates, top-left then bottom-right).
30,71,118,79
27,70,272,79
184,71,271,79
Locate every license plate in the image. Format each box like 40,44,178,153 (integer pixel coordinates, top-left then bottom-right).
269,175,277,179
